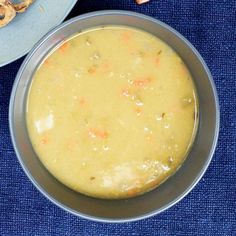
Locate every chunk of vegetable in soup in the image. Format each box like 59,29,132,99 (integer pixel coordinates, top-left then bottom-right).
26,26,198,199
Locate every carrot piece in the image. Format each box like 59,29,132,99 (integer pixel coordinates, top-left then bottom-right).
135,107,142,116
40,136,49,145
88,128,108,139
147,178,159,187
121,89,131,97
79,97,86,105
180,64,188,75
99,131,108,139
127,187,139,197
44,57,51,66
121,31,132,42
59,41,69,53
133,77,152,87
100,62,111,72
155,57,160,66
88,66,97,74
146,134,153,143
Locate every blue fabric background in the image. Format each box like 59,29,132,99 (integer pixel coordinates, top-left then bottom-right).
0,0,235,235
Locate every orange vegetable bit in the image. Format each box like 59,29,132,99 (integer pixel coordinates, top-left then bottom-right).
88,128,108,139
147,178,159,188
120,31,136,53
100,62,111,73
88,66,97,74
44,57,51,66
135,107,143,116
146,134,153,143
180,64,188,76
155,57,160,66
120,31,133,42
58,41,70,53
121,88,131,97
127,187,139,197
132,77,152,88
78,97,86,106
40,136,50,145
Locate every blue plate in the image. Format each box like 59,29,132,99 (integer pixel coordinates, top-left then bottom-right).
0,0,77,67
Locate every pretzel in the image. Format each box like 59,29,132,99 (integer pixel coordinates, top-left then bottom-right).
135,0,150,5
13,0,33,13
0,0,34,28
0,0,16,27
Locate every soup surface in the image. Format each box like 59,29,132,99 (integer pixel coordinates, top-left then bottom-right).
27,26,198,199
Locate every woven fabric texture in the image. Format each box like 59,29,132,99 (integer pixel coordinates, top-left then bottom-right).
0,0,235,235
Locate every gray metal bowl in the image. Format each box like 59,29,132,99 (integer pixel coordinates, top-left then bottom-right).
9,10,220,223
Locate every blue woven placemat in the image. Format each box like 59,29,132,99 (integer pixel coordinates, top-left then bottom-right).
0,0,235,235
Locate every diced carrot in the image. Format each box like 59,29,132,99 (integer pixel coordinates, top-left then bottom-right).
147,178,159,187
100,62,111,72
88,128,108,139
79,97,86,105
44,57,51,66
180,64,188,75
99,131,108,139
127,187,139,197
135,107,142,116
133,77,152,87
40,136,49,145
88,66,97,74
59,41,69,53
120,31,136,53
121,89,131,97
146,134,153,143
121,31,132,42
155,57,160,66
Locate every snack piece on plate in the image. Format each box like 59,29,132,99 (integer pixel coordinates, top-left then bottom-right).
13,0,33,13
0,0,34,27
0,0,16,27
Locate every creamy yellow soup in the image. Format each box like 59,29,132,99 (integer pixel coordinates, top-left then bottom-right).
27,26,198,199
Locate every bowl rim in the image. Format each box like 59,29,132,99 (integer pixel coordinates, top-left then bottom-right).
9,10,220,223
